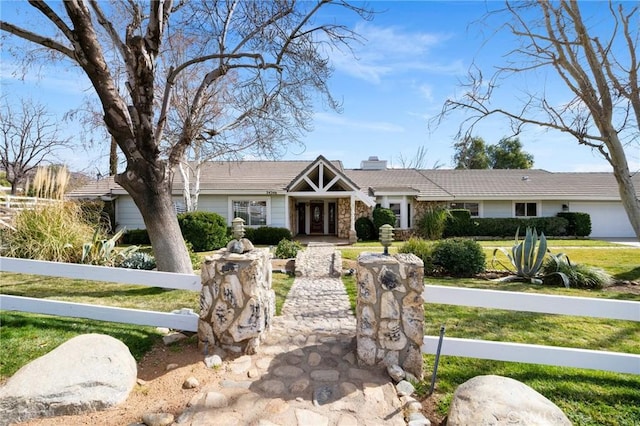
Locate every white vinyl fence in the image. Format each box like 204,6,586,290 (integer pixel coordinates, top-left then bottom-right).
0,257,200,332
422,285,640,375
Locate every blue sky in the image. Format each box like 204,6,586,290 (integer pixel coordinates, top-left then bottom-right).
1,1,638,174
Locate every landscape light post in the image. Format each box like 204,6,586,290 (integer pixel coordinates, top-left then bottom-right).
379,224,394,255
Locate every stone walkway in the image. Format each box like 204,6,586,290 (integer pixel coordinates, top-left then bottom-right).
175,244,408,426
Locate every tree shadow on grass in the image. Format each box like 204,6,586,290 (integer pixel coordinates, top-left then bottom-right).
614,266,640,282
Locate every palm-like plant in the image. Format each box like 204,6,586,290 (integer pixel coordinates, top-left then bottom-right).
492,227,569,286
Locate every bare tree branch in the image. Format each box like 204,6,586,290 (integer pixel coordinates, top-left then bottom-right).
434,0,640,239
0,21,75,59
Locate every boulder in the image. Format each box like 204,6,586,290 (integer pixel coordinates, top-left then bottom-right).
0,333,137,425
447,375,571,426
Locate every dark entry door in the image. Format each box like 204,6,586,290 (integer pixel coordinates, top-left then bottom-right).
297,204,306,235
328,202,336,235
310,202,324,234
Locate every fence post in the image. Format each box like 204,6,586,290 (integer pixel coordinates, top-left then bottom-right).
355,252,425,379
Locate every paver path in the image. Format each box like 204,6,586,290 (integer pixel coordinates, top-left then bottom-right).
176,243,406,425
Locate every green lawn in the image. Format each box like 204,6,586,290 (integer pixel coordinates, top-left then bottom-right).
2,241,638,424
0,271,293,380
342,240,639,281
340,242,640,426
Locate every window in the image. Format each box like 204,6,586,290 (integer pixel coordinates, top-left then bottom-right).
389,203,401,227
450,202,479,217
232,200,267,226
515,202,537,217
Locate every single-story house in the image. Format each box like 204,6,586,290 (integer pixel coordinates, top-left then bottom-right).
69,155,639,239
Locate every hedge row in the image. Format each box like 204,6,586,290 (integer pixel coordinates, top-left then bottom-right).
557,212,591,237
123,221,292,250
444,212,572,238
243,226,292,245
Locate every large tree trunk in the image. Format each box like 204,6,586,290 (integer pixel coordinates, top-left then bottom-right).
608,134,640,241
115,167,193,273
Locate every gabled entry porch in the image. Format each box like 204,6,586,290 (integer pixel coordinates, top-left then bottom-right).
294,199,338,236
284,156,375,243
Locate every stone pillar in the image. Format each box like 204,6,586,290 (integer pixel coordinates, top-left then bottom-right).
198,248,275,355
356,252,424,379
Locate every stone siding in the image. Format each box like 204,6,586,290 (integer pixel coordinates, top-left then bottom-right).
355,252,425,379
337,198,350,239
199,248,275,355
355,200,372,220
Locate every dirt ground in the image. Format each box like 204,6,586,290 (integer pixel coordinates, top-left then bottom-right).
19,337,222,425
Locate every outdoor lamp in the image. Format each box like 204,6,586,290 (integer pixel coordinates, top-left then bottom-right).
232,217,246,240
379,224,394,255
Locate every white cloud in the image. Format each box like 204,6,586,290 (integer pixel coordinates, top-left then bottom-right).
328,22,462,84
314,112,404,132
418,84,434,102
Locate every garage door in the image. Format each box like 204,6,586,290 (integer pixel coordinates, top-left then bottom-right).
570,202,634,238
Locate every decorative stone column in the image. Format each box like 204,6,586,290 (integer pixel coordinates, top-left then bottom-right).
356,252,424,379
198,248,275,355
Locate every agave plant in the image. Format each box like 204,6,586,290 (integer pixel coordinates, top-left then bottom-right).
82,228,138,266
492,227,569,287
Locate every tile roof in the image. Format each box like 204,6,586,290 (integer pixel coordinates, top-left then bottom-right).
67,157,640,201
345,169,452,199
417,169,640,200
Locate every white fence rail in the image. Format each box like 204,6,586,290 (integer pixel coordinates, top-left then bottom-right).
422,285,640,375
0,195,60,210
0,257,200,332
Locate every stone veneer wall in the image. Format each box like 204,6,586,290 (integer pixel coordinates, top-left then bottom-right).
355,200,372,219
337,198,350,239
337,199,374,239
198,248,275,355
356,252,425,379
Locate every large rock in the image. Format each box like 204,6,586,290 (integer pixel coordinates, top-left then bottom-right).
0,333,137,425
447,375,571,426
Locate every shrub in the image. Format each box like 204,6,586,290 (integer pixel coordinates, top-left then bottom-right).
542,254,612,289
251,227,292,245
398,237,435,273
443,209,473,237
241,226,255,242
77,199,110,231
274,238,302,259
355,217,376,241
432,238,486,277
123,229,151,245
119,252,156,270
372,207,396,235
82,228,137,266
177,211,228,252
471,217,568,237
557,212,591,237
4,202,95,263
492,227,569,286
416,205,450,240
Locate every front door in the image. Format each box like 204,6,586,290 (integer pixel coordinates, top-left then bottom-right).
297,204,306,235
328,202,336,235
310,202,324,234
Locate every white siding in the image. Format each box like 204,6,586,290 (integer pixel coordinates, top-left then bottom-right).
197,195,228,218
541,201,565,217
270,196,287,227
115,196,145,230
570,201,634,238
482,201,512,218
